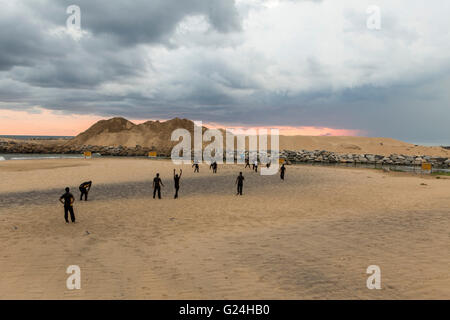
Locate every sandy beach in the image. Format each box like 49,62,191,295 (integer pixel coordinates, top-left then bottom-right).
0,158,449,299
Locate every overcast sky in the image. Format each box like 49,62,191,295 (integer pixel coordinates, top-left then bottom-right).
0,0,449,143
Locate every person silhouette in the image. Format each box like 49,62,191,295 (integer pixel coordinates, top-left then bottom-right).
59,187,75,223
173,169,182,199
153,173,164,199
79,181,92,201
280,164,286,180
235,172,245,196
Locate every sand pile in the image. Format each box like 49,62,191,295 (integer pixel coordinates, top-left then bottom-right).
66,117,208,153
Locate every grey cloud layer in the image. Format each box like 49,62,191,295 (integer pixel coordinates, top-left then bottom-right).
0,0,449,143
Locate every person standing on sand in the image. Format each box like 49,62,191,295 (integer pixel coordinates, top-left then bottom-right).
212,161,218,174
173,169,182,199
235,172,245,196
192,161,199,173
79,181,92,201
280,164,286,180
59,187,75,223
254,160,258,173
153,173,164,199
245,158,251,169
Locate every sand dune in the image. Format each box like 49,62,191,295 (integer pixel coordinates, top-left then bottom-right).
279,135,449,157
0,158,449,299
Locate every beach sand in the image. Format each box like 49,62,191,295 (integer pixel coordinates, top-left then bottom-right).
0,158,449,299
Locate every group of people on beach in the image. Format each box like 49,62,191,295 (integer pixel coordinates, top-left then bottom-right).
154,160,286,199
59,181,92,223
151,169,183,200
58,161,286,223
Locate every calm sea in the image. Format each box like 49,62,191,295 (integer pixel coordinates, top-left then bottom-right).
0,154,86,161
0,135,74,140
0,136,79,160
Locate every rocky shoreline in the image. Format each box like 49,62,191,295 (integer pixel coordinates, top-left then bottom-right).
280,150,450,168
1,140,450,168
0,141,162,157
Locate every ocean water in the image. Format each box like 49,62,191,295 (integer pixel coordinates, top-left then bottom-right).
0,154,86,161
0,135,74,140
0,135,88,160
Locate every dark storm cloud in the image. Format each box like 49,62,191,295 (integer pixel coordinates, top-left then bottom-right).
0,0,241,86
0,8,65,71
9,43,148,89
35,0,242,45
0,0,450,144
222,73,450,143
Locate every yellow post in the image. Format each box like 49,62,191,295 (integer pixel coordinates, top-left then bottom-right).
421,163,432,171
148,151,157,158
83,151,92,159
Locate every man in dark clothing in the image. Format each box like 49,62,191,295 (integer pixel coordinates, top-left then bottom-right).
212,161,218,174
79,181,92,201
235,172,245,196
192,162,199,173
245,159,251,169
173,169,182,199
59,187,75,223
153,173,164,199
280,164,286,180
266,161,271,169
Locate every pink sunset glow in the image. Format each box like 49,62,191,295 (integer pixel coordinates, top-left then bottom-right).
0,109,363,137
0,109,148,136
203,123,364,137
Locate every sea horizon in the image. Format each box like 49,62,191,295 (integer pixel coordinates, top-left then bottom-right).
0,135,74,140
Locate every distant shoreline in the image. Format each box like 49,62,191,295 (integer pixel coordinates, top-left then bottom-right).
0,135,74,140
